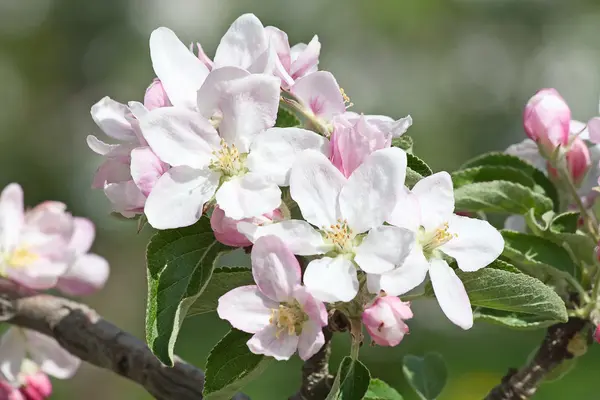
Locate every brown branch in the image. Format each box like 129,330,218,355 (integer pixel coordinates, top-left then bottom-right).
484,318,588,400
0,280,249,400
289,327,334,400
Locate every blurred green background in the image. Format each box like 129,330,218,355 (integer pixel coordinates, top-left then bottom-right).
1,0,599,398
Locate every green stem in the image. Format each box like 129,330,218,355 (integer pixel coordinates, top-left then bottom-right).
280,97,330,137
350,337,360,360
401,292,426,302
559,168,599,240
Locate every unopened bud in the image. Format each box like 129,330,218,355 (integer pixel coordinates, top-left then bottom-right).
566,137,591,186
361,296,412,347
595,325,600,344
523,88,571,155
210,207,284,247
19,372,52,400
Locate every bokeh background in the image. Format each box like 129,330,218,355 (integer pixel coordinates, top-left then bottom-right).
1,0,599,398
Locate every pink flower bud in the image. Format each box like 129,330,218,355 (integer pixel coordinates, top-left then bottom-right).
566,137,591,185
143,79,171,111
0,381,23,400
18,372,51,400
210,207,284,248
362,295,413,347
595,325,600,344
523,88,571,154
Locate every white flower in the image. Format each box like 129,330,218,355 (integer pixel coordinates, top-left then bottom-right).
370,172,504,329
239,148,415,303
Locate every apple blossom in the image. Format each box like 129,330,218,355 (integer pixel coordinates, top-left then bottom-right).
217,236,327,361
0,328,80,386
371,172,504,329
362,295,413,347
143,79,171,111
210,206,284,248
239,148,415,303
547,137,591,186
139,68,329,228
0,380,22,400
18,370,52,400
523,88,570,154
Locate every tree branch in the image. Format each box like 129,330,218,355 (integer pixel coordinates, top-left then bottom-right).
0,280,249,400
484,318,587,400
289,327,334,400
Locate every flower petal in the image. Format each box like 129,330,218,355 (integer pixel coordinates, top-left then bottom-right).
5,260,68,290
216,174,282,220
24,330,81,379
368,246,430,296
297,321,325,360
56,253,109,296
303,256,358,302
217,285,276,333
68,217,95,255
505,139,546,171
196,66,249,119
289,35,320,79
144,166,220,229
247,128,330,186
290,150,345,228
104,181,146,216
354,226,415,274
130,147,167,197
247,324,299,361
0,327,26,382
440,214,504,272
291,71,345,121
139,107,220,168
90,97,136,141
239,220,329,255
149,27,209,108
86,135,118,156
0,183,24,251
411,171,455,231
251,235,301,302
339,147,407,233
218,74,281,153
213,14,268,70
293,286,327,327
387,187,421,232
429,258,473,330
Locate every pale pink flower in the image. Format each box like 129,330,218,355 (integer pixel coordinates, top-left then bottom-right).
362,295,412,347
523,88,571,154
217,236,327,361
143,79,171,111
210,206,284,248
0,328,80,385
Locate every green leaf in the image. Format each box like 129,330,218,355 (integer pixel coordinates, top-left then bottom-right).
391,135,413,153
451,166,536,189
402,353,447,400
546,232,597,270
405,153,432,188
473,308,560,330
453,181,553,215
275,107,300,128
460,152,559,210
365,379,404,399
187,267,253,317
203,329,272,399
457,262,568,322
145,217,232,365
501,230,577,279
325,357,371,400
550,212,580,233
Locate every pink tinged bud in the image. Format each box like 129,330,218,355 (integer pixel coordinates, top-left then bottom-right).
523,88,571,153
19,372,51,400
210,207,284,248
143,79,171,111
0,381,23,400
362,296,413,347
566,138,591,185
595,325,600,344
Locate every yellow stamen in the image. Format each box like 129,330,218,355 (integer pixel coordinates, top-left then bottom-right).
340,88,354,109
322,219,354,252
209,139,244,176
269,303,307,338
421,222,457,254
5,247,39,268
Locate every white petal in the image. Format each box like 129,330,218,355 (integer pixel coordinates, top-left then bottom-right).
150,27,209,108
297,321,325,361
370,246,430,296
411,171,455,231
139,107,220,168
251,235,301,302
68,217,94,255
90,97,136,141
303,256,358,302
144,166,219,229
0,183,24,251
216,174,281,220
247,128,330,186
505,139,546,171
130,146,167,197
388,187,421,232
196,66,249,119
339,147,407,233
290,150,345,228
104,181,146,215
24,330,81,379
247,324,299,361
238,220,329,255
440,214,505,272
218,74,281,153
56,253,110,296
429,258,473,330
213,14,268,70
291,71,346,121
128,101,149,120
354,226,415,274
289,35,320,79
0,327,26,382
217,285,276,333
86,135,118,155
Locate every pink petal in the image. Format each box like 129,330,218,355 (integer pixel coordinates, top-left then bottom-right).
293,286,327,327
289,35,320,80
5,260,68,290
297,321,325,360
143,79,171,111
217,285,276,333
194,43,214,70
56,253,109,296
90,97,137,142
210,207,252,248
130,147,167,197
251,235,301,302
68,218,95,255
291,71,345,121
246,324,299,361
24,330,81,379
104,181,146,217
0,183,24,251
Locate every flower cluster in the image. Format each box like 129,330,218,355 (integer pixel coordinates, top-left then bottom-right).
0,184,109,397
87,13,505,360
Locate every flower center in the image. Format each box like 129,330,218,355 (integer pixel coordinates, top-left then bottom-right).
209,111,223,129
322,219,354,253
3,247,39,269
269,302,307,337
209,139,246,177
419,222,457,256
339,87,354,109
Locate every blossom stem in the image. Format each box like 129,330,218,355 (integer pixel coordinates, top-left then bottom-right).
558,167,599,240
279,96,330,137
